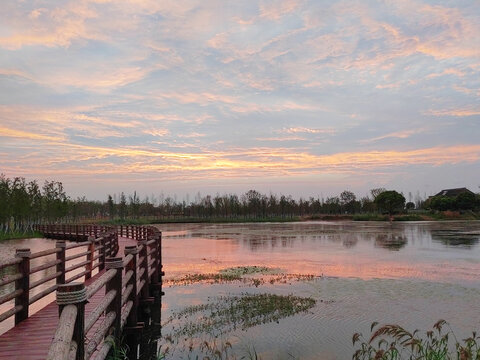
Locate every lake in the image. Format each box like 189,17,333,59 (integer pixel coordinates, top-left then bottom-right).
1,221,480,359
158,221,480,359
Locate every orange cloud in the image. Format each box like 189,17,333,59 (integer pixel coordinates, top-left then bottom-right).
425,108,480,117
3,135,479,182
0,126,63,142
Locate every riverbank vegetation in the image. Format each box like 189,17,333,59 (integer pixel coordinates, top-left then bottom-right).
353,320,480,360
0,230,43,241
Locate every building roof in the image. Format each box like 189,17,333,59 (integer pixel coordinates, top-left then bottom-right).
433,187,474,197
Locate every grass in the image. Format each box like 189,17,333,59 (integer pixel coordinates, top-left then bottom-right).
353,214,427,221
161,265,318,359
164,293,316,339
165,266,316,287
353,320,480,360
98,216,303,226
162,293,315,358
96,212,480,226
0,230,43,241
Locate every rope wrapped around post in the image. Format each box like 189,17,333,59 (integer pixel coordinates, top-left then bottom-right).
48,283,87,360
56,287,87,305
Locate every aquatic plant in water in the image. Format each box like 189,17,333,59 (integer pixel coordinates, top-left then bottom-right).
353,320,480,360
165,293,316,338
165,266,316,287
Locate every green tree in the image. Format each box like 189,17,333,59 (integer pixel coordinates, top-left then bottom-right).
119,192,127,220
374,190,405,215
107,195,116,220
340,190,358,214
456,192,477,210
429,196,455,211
370,187,387,201
405,201,415,211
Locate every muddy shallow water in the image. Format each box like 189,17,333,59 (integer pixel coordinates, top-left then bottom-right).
158,221,480,359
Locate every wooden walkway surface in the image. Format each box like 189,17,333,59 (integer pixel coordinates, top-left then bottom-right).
0,236,137,360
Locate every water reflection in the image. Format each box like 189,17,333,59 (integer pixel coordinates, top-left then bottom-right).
159,221,480,284
374,234,408,250
157,221,480,360
431,230,480,248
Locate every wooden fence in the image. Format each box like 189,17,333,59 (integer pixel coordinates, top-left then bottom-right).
0,224,163,360
0,226,118,325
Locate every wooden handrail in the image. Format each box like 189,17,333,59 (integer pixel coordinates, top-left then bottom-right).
1,224,164,360
0,225,118,325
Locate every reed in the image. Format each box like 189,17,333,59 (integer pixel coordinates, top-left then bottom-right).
353,320,480,360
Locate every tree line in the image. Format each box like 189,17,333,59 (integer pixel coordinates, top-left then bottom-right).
0,174,68,233
2,174,478,233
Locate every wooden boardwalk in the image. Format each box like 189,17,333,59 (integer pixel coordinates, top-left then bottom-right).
0,236,136,360
0,225,164,360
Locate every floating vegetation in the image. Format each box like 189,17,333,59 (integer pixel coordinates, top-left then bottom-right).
165,293,316,339
165,266,316,287
218,266,278,277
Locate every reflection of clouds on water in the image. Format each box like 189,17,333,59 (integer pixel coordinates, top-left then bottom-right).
160,221,480,284
184,222,480,252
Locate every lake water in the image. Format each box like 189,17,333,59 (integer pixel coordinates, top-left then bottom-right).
158,221,480,359
1,221,480,358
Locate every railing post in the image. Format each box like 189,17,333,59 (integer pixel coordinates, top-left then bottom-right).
85,236,95,280
124,246,140,360
15,248,31,325
158,231,165,293
150,232,163,339
150,236,159,286
56,241,66,285
108,233,112,256
106,257,123,338
56,283,87,360
99,236,106,271
114,232,119,255
138,240,149,299
102,233,110,258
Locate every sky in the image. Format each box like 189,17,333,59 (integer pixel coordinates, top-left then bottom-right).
0,0,479,201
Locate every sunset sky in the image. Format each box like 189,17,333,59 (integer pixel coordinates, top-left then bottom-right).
1,0,479,201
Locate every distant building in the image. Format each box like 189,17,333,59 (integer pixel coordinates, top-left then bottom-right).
433,187,474,197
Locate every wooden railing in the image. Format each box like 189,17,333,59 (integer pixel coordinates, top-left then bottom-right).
0,226,118,326
44,224,163,360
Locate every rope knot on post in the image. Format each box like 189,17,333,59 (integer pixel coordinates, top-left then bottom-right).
56,283,87,305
